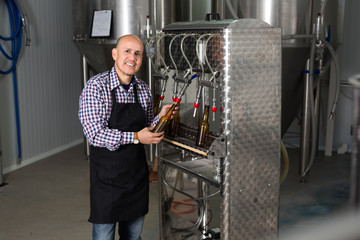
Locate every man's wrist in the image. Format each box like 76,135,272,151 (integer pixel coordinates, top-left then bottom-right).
134,132,140,144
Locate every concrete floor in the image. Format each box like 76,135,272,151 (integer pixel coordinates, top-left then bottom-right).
0,143,355,239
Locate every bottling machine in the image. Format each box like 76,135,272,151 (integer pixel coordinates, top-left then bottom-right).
149,18,282,240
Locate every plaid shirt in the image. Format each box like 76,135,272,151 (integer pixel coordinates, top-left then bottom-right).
79,67,159,151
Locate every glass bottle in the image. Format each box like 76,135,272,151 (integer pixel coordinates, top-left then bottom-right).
167,104,180,137
153,94,161,116
152,103,177,133
196,105,210,147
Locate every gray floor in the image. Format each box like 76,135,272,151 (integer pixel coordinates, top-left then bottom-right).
0,143,354,239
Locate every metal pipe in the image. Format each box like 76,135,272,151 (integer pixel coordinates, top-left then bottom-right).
147,15,155,167
301,37,317,178
0,128,3,186
201,181,210,235
13,0,31,46
299,59,312,179
350,75,360,209
314,74,321,156
82,55,90,160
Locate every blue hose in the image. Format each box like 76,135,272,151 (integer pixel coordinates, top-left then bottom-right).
0,0,23,163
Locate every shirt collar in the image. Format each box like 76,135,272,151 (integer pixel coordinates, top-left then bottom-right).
109,67,140,91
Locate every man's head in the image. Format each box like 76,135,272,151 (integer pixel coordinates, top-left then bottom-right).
112,34,144,84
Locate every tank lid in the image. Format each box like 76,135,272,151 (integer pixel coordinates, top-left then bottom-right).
162,19,236,32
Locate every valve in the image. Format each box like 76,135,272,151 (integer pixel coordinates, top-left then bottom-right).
157,67,170,108
193,71,220,118
193,83,203,117
175,73,198,103
211,88,217,122
172,69,190,102
171,73,177,102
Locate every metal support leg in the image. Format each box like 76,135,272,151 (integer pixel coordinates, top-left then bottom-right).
201,181,209,235
314,74,322,156
82,55,90,160
350,76,360,208
325,61,337,156
299,60,311,179
0,127,3,186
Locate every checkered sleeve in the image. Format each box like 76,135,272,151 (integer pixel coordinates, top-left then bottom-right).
78,75,133,151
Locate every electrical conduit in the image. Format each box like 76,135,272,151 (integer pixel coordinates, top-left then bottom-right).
0,0,29,164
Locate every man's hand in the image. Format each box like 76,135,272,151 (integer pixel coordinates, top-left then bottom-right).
158,104,179,119
138,126,164,144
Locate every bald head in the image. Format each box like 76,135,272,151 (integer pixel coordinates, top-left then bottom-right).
116,34,143,50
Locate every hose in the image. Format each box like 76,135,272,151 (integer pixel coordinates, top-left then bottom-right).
301,41,340,177
180,34,199,77
282,33,340,176
169,34,182,77
280,140,289,184
324,41,340,120
302,38,317,177
171,198,195,214
0,0,28,164
226,0,239,19
162,169,220,232
196,34,210,77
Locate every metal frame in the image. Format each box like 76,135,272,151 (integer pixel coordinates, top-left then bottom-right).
155,18,282,240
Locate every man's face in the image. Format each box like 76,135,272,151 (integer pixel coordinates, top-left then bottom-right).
112,36,144,82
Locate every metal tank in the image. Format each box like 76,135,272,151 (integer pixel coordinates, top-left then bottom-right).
214,0,344,135
72,0,151,77
73,0,176,75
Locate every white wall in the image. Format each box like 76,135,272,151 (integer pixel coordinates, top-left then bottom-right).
0,0,83,173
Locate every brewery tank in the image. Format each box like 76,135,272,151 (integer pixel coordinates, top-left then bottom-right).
72,0,149,77
73,0,175,78
218,0,344,135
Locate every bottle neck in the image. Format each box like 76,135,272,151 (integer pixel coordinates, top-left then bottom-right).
202,106,209,121
165,103,177,118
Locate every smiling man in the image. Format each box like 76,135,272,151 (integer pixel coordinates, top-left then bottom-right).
79,34,176,240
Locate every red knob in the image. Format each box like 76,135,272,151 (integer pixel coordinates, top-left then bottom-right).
211,107,217,112
160,95,164,100
194,103,200,108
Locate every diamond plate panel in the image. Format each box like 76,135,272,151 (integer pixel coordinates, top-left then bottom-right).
156,18,281,240
221,19,282,240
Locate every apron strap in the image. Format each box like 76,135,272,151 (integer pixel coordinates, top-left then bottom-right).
110,78,140,104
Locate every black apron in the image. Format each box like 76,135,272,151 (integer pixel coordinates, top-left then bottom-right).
89,83,149,223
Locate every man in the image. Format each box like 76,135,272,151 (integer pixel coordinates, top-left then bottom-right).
79,34,176,240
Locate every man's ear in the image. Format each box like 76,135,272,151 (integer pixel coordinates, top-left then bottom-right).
111,48,117,60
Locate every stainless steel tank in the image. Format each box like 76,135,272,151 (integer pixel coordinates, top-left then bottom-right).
73,0,176,76
214,0,344,135
72,0,151,76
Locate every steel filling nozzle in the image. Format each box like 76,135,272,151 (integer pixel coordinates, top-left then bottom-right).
175,73,197,103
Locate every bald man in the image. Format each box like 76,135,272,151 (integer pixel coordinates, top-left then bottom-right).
79,34,176,240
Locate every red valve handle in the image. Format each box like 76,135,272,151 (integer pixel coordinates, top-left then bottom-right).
172,97,176,102
160,95,164,100
175,98,181,103
211,107,217,112
194,103,200,108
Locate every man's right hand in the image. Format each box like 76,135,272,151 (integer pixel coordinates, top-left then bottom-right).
137,126,164,144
